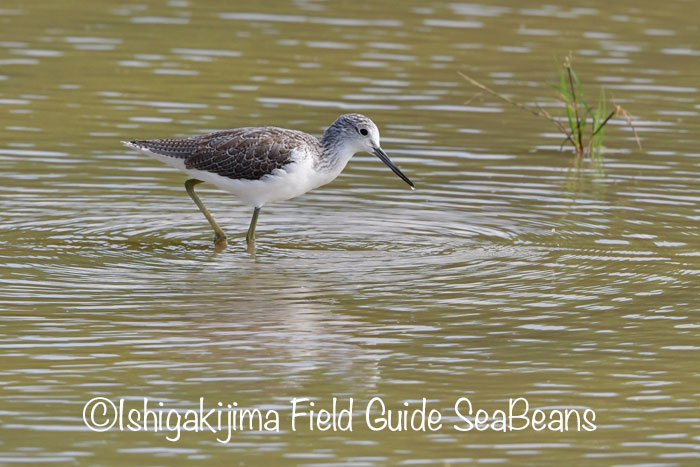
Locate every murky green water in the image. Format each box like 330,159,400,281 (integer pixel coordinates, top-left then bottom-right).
1,0,699,464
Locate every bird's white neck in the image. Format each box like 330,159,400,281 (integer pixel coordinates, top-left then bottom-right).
316,140,358,178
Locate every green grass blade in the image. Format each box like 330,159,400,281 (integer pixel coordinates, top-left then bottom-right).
592,88,606,158
569,66,596,131
570,67,584,100
559,67,576,138
557,67,572,100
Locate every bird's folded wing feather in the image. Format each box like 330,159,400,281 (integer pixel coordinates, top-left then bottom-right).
184,127,314,181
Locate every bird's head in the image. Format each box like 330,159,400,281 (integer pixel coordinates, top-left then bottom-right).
323,113,414,189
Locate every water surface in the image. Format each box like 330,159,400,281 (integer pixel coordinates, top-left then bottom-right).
0,0,699,464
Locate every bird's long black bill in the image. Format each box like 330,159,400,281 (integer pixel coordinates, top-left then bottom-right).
372,147,415,190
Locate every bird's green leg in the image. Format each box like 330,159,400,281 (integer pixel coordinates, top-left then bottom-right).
246,207,261,245
184,179,227,244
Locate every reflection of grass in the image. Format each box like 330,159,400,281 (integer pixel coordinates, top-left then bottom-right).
459,55,642,158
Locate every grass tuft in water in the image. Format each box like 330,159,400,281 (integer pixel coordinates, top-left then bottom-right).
459,54,642,158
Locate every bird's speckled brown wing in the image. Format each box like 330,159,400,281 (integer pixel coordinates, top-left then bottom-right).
185,127,313,181
129,136,201,160
131,127,322,181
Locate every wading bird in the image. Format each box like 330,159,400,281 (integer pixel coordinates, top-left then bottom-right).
123,114,414,248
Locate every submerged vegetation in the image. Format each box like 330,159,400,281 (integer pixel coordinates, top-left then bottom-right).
460,55,642,159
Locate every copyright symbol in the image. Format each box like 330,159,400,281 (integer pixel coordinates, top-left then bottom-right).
83,397,118,432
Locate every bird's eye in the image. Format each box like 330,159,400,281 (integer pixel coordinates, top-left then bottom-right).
359,128,368,136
